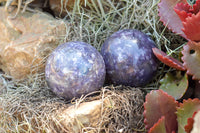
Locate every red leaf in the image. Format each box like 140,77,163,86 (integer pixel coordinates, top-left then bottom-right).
158,0,186,38
191,0,200,14
185,118,194,133
187,40,200,49
184,111,198,133
176,98,200,133
182,11,200,41
174,0,200,21
152,48,186,71
144,90,178,133
174,3,192,22
191,110,200,133
181,42,200,80
149,116,167,133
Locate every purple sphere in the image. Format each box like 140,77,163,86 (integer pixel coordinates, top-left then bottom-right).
45,41,106,100
101,29,158,87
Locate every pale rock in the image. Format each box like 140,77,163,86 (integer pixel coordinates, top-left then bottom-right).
0,7,66,79
58,99,109,132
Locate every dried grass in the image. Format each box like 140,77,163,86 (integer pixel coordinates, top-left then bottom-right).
0,0,187,132
0,80,145,133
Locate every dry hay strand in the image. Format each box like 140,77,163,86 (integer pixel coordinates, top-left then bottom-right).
59,86,145,133
0,73,145,133
96,86,145,133
0,72,68,132
2,0,186,51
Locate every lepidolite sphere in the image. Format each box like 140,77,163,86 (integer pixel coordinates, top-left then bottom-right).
45,42,106,100
101,29,158,87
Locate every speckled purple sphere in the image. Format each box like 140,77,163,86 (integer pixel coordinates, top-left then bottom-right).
101,29,158,87
45,41,106,100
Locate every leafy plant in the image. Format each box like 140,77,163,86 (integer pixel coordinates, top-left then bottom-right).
144,90,200,133
144,0,200,132
154,0,200,81
151,0,200,100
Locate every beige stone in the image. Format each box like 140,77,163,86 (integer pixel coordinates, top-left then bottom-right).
58,99,109,132
0,7,66,79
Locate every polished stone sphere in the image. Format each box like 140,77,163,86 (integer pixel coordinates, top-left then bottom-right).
45,41,106,100
101,29,158,87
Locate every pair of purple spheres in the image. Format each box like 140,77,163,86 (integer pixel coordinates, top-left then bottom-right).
45,29,159,100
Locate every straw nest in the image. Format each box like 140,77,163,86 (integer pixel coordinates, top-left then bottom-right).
0,80,145,132
0,0,186,132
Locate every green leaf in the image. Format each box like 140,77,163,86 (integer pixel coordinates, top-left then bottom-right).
176,98,200,133
159,72,188,100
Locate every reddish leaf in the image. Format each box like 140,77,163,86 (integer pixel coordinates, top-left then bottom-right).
149,116,167,133
182,12,200,41
174,3,192,22
158,0,186,38
184,111,198,133
181,42,200,80
152,48,186,71
190,0,200,14
159,72,188,100
144,90,178,133
176,98,200,133
191,110,200,133
174,0,200,22
185,118,194,133
187,40,200,49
